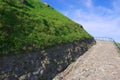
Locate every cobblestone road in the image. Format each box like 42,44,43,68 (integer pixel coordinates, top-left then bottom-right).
53,40,120,80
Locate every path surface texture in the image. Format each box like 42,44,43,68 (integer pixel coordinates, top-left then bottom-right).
53,40,120,80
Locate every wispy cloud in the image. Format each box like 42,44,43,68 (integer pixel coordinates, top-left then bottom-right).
61,0,120,42
112,0,120,14
84,0,93,8
78,0,93,8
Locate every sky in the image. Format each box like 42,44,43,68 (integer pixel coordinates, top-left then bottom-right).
41,0,120,42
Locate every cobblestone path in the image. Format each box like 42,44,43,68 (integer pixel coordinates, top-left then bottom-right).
53,40,120,80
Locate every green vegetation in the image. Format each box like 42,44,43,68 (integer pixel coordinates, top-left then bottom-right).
0,0,92,56
118,43,120,47
117,43,120,53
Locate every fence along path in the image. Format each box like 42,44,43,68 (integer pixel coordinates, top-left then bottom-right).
53,38,120,80
95,37,120,51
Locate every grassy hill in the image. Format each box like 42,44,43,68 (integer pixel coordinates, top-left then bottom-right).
0,0,93,56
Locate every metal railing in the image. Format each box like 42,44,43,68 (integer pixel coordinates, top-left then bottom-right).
95,37,120,51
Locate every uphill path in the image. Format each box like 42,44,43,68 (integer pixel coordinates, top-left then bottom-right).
53,40,120,80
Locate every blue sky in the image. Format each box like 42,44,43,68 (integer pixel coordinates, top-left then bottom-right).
41,0,120,42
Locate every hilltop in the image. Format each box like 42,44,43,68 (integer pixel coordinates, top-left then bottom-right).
0,0,92,56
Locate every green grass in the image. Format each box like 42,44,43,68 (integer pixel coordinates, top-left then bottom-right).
118,43,120,47
0,0,93,56
117,43,120,53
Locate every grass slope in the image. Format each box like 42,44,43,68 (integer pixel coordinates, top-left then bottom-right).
0,0,93,56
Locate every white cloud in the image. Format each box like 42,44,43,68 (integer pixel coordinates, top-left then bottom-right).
61,1,120,42
78,0,93,8
85,0,93,8
96,6,114,15
112,0,120,13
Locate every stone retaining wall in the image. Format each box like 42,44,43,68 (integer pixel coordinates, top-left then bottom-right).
0,38,95,80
